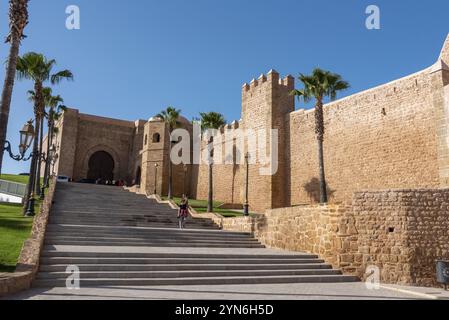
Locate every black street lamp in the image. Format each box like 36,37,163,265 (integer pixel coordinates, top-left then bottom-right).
153,163,158,195
183,164,188,197
39,144,56,200
3,120,35,162
1,120,36,218
243,152,250,216
168,138,178,199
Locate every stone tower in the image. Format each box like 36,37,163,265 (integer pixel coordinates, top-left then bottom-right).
140,117,167,195
140,116,193,197
241,70,295,212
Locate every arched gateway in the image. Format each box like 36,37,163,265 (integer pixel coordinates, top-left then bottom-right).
87,151,115,181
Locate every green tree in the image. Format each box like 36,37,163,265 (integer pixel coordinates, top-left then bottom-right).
199,112,226,213
155,107,181,199
44,93,65,188
0,0,29,174
16,52,73,214
32,88,65,191
290,68,349,204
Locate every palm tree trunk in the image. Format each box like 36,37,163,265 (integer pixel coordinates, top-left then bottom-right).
35,115,44,194
23,111,40,214
43,110,53,188
315,99,328,204
207,163,213,213
0,31,21,175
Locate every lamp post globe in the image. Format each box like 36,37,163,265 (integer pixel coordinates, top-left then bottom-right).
19,120,35,156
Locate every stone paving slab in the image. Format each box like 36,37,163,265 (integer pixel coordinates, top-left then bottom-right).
4,282,449,300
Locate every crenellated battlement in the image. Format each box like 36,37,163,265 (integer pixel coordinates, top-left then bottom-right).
242,69,294,95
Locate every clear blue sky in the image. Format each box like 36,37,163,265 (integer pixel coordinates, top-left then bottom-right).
1,0,448,174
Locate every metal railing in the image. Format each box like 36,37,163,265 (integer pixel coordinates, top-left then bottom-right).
0,179,26,197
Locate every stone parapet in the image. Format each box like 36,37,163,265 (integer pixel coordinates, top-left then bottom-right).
0,179,57,298
214,188,449,288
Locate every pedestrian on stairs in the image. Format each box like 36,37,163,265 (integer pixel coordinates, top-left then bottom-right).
178,194,189,229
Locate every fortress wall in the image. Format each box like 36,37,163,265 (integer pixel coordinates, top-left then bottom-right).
195,124,243,205
72,115,136,181
54,108,79,179
289,67,442,205
211,188,449,287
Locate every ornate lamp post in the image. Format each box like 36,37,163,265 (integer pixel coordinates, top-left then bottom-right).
39,144,56,200
243,152,250,216
3,120,35,162
1,120,36,217
153,163,158,195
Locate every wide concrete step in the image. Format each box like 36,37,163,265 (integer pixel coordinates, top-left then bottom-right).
40,257,324,265
44,236,260,244
33,274,359,287
49,217,218,228
44,231,253,241
43,240,265,248
46,225,245,236
40,251,318,259
39,263,331,272
51,215,191,221
47,221,219,230
37,269,342,279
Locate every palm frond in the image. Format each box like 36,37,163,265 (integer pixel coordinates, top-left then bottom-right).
51,69,74,84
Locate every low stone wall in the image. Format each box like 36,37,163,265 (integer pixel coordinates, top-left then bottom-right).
215,189,449,287
0,180,57,298
207,205,353,271
352,189,449,287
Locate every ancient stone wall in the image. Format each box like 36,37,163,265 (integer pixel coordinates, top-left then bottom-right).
352,189,449,287
0,179,57,297
194,123,242,205
289,67,443,205
54,109,145,184
213,188,449,287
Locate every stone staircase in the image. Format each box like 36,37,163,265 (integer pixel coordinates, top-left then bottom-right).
33,183,358,287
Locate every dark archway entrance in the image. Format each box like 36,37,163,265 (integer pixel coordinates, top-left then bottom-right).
87,151,115,181
135,166,141,186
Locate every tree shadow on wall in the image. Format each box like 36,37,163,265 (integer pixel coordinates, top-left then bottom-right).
303,177,335,204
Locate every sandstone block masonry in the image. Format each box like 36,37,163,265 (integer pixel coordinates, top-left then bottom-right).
210,189,449,287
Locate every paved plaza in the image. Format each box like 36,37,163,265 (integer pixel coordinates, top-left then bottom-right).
6,282,449,300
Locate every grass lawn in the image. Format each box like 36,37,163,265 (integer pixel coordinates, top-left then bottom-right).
0,201,41,273
0,174,29,185
161,196,244,217
193,207,245,218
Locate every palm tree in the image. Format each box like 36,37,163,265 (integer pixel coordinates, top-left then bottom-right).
28,88,65,193
199,112,226,213
290,68,349,204
16,52,73,214
27,87,51,197
0,0,29,174
43,93,65,189
155,107,181,199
